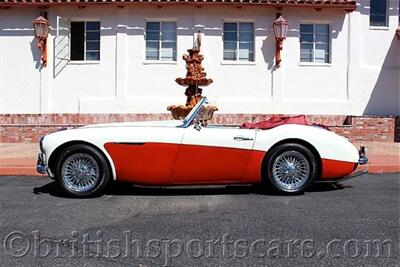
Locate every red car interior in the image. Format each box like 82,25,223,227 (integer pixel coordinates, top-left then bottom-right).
241,115,309,130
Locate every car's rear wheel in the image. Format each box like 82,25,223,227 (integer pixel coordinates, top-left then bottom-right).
55,144,110,197
264,143,318,194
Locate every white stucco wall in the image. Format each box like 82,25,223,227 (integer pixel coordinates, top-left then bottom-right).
0,1,399,115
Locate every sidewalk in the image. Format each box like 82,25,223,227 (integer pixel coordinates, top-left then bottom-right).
0,143,40,176
0,142,399,176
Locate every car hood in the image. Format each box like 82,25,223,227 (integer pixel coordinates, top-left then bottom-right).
81,120,183,129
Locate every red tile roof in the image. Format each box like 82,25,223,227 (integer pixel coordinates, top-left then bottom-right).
0,0,357,10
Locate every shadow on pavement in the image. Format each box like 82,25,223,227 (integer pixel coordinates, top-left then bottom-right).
33,180,347,198
308,182,351,192
33,181,66,197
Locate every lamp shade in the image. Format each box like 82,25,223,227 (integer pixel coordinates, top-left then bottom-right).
33,16,49,38
273,15,288,40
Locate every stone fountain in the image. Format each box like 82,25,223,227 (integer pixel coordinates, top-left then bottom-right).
167,32,218,120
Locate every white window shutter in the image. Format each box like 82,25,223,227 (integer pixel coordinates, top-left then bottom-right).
54,16,70,76
55,16,70,61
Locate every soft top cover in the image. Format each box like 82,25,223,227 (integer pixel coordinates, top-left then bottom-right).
241,115,309,130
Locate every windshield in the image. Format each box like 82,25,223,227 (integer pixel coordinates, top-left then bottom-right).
181,97,207,128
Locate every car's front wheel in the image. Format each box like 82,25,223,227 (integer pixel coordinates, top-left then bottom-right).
264,143,318,194
55,144,111,197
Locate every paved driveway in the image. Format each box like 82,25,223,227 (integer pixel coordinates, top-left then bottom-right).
0,174,398,266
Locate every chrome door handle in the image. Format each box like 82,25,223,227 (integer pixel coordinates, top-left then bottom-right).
234,136,254,141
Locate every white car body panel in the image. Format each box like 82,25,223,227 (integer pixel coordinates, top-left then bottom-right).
41,126,186,179
253,124,359,163
41,120,359,181
82,120,183,128
182,126,256,150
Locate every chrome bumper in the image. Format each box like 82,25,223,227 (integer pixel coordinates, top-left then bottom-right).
358,146,368,165
36,153,47,174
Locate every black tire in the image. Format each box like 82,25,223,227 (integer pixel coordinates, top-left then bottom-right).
264,143,318,194
55,144,111,198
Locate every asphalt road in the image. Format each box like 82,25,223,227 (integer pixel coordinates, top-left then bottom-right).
0,174,399,267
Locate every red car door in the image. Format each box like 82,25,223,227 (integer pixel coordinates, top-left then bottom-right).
171,125,257,184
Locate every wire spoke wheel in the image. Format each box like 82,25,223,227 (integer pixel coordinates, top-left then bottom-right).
272,150,310,191
61,153,100,193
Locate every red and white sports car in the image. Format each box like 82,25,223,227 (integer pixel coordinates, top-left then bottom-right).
37,97,367,197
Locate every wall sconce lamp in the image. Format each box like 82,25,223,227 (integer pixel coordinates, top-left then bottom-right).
33,14,49,67
272,14,288,68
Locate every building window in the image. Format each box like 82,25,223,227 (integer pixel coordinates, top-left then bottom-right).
370,0,388,26
70,21,100,61
146,21,177,61
223,22,254,61
300,24,330,63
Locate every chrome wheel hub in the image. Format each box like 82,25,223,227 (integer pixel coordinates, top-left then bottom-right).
272,150,310,191
61,153,100,192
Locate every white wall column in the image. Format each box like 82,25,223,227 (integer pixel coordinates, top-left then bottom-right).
39,60,52,113
115,8,128,100
0,40,4,113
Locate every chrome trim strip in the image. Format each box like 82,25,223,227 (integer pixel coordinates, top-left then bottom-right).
114,142,145,146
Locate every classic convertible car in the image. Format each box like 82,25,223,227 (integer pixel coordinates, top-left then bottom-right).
37,97,367,197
